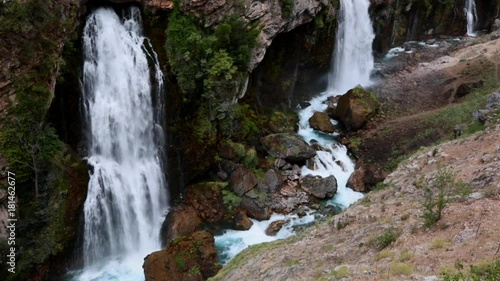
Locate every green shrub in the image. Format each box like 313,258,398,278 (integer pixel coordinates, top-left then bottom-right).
421,168,471,227
442,260,500,281
374,228,398,249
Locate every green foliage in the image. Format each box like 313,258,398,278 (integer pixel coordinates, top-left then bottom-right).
217,104,261,142
442,260,500,281
374,228,398,250
390,262,413,276
222,190,242,210
175,251,188,271
421,168,471,227
279,0,294,18
242,147,258,169
165,7,258,103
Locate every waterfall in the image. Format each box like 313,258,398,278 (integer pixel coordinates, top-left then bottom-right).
76,6,168,280
298,0,375,206
465,0,478,36
328,0,375,93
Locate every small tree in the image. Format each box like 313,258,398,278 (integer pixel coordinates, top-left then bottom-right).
420,168,471,227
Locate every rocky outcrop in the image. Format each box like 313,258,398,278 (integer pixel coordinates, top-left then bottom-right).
144,0,329,70
347,164,387,192
144,230,221,281
455,80,484,99
335,87,379,131
300,174,337,199
265,220,288,236
261,133,316,162
309,111,336,133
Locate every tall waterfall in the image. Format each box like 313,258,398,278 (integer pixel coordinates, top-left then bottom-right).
465,0,478,36
77,6,168,280
328,0,375,93
298,0,375,206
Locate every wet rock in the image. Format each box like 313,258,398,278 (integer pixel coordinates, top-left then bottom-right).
265,220,288,236
144,231,221,281
271,183,310,214
301,175,337,199
335,87,379,131
230,166,258,196
455,80,484,98
241,196,271,220
233,210,254,230
261,133,316,162
160,205,202,247
309,112,336,133
216,159,238,180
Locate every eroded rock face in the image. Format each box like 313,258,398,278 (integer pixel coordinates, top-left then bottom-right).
144,230,221,281
309,111,336,133
143,0,328,70
261,133,316,162
301,175,337,199
335,87,378,131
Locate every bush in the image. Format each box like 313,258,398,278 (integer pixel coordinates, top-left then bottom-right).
374,228,398,249
442,260,500,281
420,168,471,227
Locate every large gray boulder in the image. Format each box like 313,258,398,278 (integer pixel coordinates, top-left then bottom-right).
300,175,337,199
261,133,316,162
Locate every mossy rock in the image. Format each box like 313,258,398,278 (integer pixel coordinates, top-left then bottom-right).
268,111,299,134
335,87,379,131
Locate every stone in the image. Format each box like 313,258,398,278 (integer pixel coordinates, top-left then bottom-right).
160,205,202,247
335,87,379,131
481,154,495,164
473,109,490,124
233,210,254,230
265,220,288,236
347,165,388,192
229,166,258,196
300,175,337,199
257,169,282,193
485,91,500,109
347,168,367,192
185,182,226,224
309,111,336,133
261,133,316,162
144,231,221,281
240,196,271,220
217,140,246,161
455,80,484,98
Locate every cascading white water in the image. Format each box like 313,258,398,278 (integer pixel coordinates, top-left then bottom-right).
76,7,168,281
465,0,478,36
215,0,374,263
328,0,375,93
298,0,374,207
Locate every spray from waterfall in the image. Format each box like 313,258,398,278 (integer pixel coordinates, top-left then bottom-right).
77,6,168,280
465,0,478,36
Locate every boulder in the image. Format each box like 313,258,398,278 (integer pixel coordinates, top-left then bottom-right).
455,80,484,98
309,111,336,133
265,220,288,236
144,231,221,281
485,91,500,109
185,182,226,224
347,165,387,192
271,182,310,213
257,169,282,193
300,175,337,199
233,210,254,230
261,133,316,162
229,166,258,196
160,205,202,247
335,87,379,131
473,109,490,124
240,196,271,220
